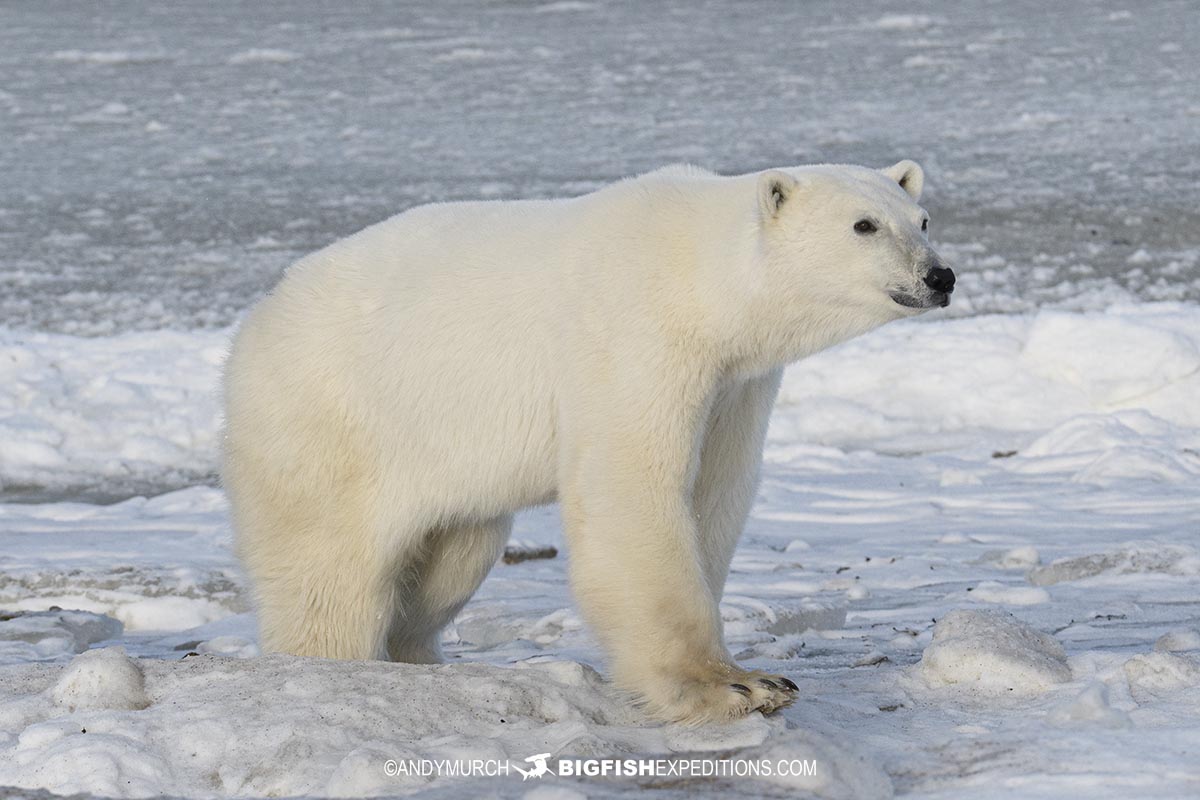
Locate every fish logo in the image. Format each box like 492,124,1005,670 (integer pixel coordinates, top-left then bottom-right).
513,753,552,780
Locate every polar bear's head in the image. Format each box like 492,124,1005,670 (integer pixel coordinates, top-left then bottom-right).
747,160,954,357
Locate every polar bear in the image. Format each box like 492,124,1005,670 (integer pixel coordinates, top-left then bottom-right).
222,160,953,723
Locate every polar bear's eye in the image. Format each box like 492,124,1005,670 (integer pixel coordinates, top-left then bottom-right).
853,219,877,234
922,218,929,232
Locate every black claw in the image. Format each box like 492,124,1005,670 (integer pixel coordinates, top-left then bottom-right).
730,683,752,696
780,677,799,692
759,678,779,690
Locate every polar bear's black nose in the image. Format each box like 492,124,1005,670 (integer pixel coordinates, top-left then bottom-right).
923,265,955,294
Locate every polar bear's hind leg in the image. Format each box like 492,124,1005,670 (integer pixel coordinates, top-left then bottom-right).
240,490,402,661
385,515,512,663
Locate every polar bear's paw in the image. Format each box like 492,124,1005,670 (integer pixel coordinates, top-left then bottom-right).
634,664,799,724
728,671,799,713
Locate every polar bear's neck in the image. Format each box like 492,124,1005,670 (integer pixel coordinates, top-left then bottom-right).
586,173,878,378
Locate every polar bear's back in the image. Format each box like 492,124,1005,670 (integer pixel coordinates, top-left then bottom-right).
258,167,727,371
224,196,587,520
224,168,742,519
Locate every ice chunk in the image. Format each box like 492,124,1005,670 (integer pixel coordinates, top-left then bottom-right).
0,609,123,664
1124,652,1200,702
117,596,232,631
1074,445,1200,484
1046,683,1130,728
720,595,848,637
1154,630,1200,653
1013,412,1200,485
918,609,1070,693
1029,546,1200,586
452,606,582,649
998,546,1040,569
196,636,258,658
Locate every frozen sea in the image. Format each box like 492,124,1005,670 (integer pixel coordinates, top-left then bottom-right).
2,0,1199,335
1,2,1199,799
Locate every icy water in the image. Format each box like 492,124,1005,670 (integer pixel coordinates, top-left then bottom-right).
1,0,1198,334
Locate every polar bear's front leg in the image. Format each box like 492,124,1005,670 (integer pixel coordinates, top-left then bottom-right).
693,369,783,598
559,372,796,723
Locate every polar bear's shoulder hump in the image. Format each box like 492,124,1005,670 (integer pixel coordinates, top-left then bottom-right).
639,163,718,181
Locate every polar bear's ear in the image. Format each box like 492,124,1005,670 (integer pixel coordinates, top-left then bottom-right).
882,160,924,201
758,170,799,219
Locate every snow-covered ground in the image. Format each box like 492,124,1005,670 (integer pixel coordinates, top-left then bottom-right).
2,1,1199,798
3,304,1199,798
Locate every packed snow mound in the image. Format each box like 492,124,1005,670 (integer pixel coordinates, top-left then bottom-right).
0,656,614,797
917,610,1070,693
1028,545,1200,586
0,654,889,799
772,303,1200,454
1010,411,1200,485
49,646,149,712
1154,630,1200,653
0,609,123,666
1046,683,1130,729
1123,652,1200,702
1020,309,1200,407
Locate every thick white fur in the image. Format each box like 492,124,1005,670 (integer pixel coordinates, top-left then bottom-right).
223,161,942,723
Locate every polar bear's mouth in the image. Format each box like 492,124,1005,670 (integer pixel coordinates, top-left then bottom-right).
889,290,951,310
889,291,922,308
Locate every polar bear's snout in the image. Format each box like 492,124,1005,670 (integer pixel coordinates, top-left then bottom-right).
889,254,955,310
923,262,956,306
